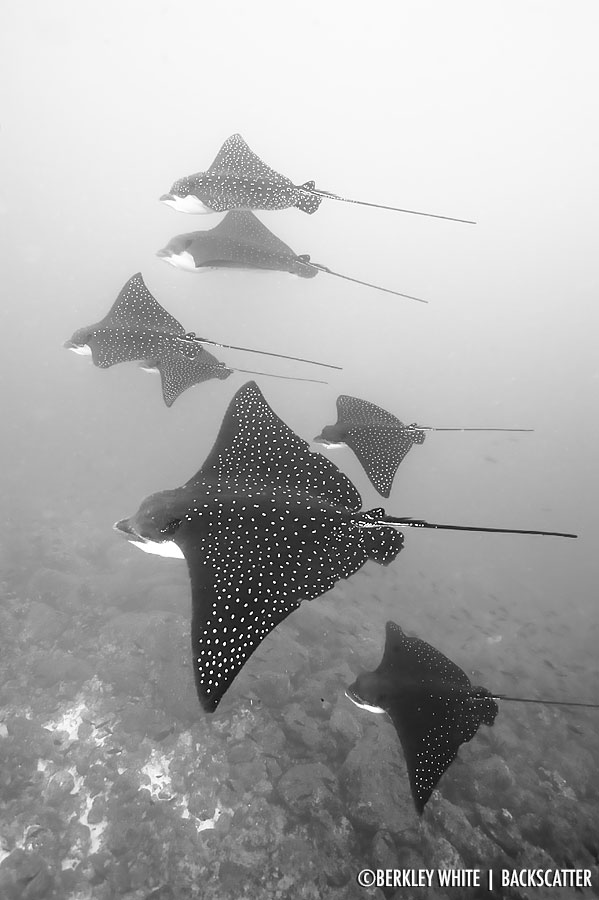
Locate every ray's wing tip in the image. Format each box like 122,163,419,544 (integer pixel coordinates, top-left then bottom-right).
238,379,261,395
198,691,221,714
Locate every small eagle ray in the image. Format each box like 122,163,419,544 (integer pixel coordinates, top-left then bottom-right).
315,395,534,498
160,134,475,224
347,622,598,813
114,382,576,713
64,272,341,376
157,211,428,303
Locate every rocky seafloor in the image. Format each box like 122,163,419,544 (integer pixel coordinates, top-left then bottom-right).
1,518,598,900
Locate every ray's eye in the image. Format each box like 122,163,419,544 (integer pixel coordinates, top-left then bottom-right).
161,518,182,537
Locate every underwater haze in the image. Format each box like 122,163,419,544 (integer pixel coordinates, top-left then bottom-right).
1,2,598,898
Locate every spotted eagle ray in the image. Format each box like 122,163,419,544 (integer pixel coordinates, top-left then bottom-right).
114,382,575,713
157,211,427,303
314,395,533,498
140,353,328,408
64,272,340,372
347,622,598,813
160,134,475,224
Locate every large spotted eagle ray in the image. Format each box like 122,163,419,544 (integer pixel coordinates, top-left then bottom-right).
157,211,428,303
314,395,533,498
114,382,575,713
160,134,475,224
65,272,338,394
347,622,598,813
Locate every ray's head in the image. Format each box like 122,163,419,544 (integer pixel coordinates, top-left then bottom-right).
114,489,189,558
313,424,349,448
64,327,93,356
157,233,194,258
156,233,199,269
163,175,197,201
160,175,214,214
345,673,392,714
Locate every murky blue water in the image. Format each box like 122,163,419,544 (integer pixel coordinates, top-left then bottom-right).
1,3,598,898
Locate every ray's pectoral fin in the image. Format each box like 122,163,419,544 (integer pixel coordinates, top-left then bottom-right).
346,427,417,498
191,381,362,511
389,700,480,814
184,542,301,713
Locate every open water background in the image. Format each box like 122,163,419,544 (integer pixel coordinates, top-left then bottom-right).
1,3,598,898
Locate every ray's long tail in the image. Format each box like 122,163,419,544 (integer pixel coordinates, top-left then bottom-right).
297,183,476,224
306,261,429,303
182,334,342,371
379,516,577,539
480,695,599,710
